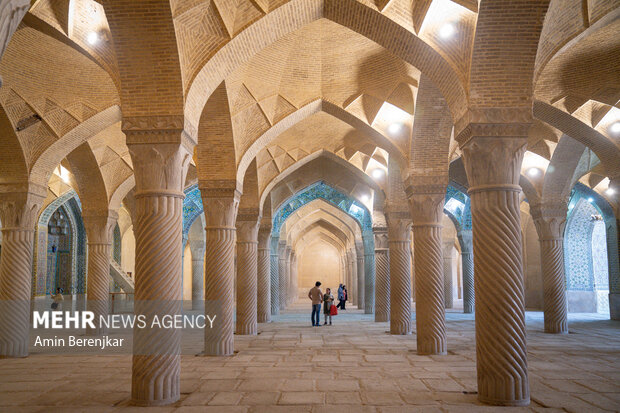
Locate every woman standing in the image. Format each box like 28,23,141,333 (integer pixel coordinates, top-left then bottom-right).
323,288,334,325
336,284,344,309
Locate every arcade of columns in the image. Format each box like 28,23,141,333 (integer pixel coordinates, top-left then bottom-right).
0,0,619,410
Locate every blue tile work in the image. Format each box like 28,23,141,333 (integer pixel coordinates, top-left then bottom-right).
182,184,204,245
564,182,620,293
443,183,471,232
565,198,598,291
113,224,122,265
271,181,374,255
272,181,372,233
35,190,86,296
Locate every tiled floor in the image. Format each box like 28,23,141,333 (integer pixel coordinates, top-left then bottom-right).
1,304,619,412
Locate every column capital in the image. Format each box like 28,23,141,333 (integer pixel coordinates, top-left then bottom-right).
530,200,568,240
128,142,192,196
373,227,389,250
83,212,117,244
122,116,196,148
454,108,532,146
355,240,364,256
457,229,473,253
460,136,527,190
258,226,272,249
188,239,205,258
0,186,46,230
236,219,259,243
200,186,240,229
385,213,412,242
408,191,445,227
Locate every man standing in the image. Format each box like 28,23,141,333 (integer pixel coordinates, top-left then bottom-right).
308,281,323,327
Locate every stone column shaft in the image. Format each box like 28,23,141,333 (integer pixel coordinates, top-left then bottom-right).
270,236,280,315
128,141,191,406
0,188,43,358
387,216,412,335
363,233,375,314
257,227,271,323
278,241,287,310
374,228,389,322
533,212,569,334
236,220,258,335
203,194,239,356
409,191,446,355
460,132,529,406
189,241,205,311
458,231,474,313
443,242,454,309
84,214,116,336
356,241,365,310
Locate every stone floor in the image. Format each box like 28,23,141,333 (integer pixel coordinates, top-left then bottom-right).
1,303,619,412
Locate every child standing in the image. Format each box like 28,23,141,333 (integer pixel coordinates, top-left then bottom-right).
323,288,334,325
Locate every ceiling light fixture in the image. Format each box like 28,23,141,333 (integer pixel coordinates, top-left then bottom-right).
605,187,615,196
587,197,594,203
527,167,540,177
387,123,402,135
439,23,455,39
610,121,620,134
361,194,369,203
87,31,99,45
371,169,383,179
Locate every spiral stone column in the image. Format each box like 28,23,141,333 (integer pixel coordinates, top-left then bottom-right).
0,187,45,358
442,242,454,309
408,190,446,355
257,226,271,323
458,231,475,313
127,140,192,406
356,241,365,309
363,233,375,314
270,236,280,315
290,252,298,303
202,191,239,356
532,208,568,334
373,226,389,322
278,240,287,310
386,214,412,334
236,219,259,335
287,248,294,305
459,129,530,406
84,213,116,336
189,240,205,311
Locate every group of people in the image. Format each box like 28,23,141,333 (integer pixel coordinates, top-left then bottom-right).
307,282,348,326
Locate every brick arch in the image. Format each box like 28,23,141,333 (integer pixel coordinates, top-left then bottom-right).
238,99,406,189
65,143,110,216
103,1,184,119
297,229,347,258
29,105,121,188
0,103,28,184
289,215,356,251
533,100,620,179
260,149,382,216
541,135,587,205
109,174,136,213
291,220,350,252
285,199,363,242
468,0,549,110
185,0,468,130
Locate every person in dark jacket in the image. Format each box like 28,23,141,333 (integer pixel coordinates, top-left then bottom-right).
342,285,347,310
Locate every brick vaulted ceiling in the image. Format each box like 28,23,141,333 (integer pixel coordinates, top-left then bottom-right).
0,0,618,218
